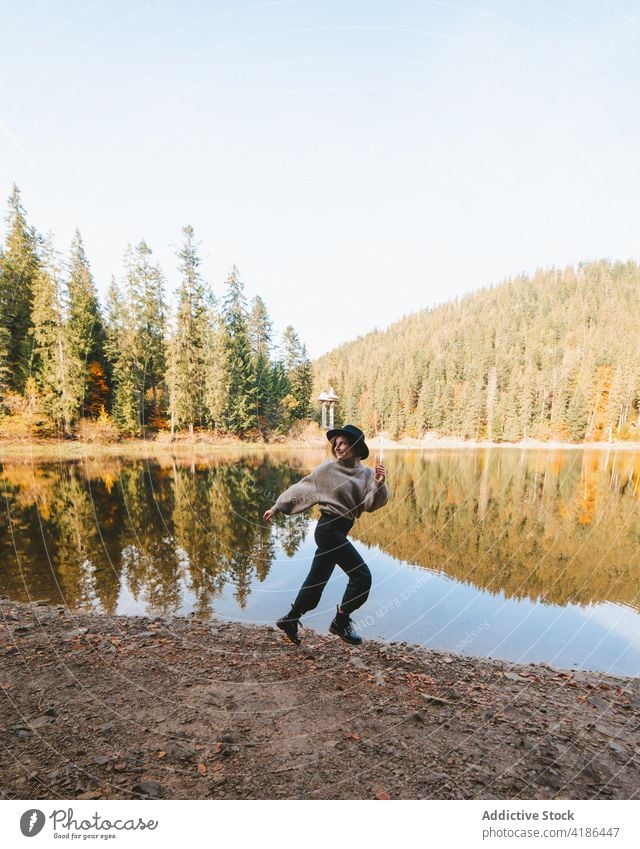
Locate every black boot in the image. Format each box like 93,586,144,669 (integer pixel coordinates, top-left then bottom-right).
276,610,301,645
329,606,363,645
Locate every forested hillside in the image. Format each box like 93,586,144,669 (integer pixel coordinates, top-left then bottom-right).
314,261,640,442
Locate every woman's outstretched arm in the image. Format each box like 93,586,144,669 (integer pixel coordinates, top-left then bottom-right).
263,466,321,520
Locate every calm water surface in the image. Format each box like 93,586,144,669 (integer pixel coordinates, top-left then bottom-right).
1,448,639,675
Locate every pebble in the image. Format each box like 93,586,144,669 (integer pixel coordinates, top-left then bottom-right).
63,628,89,639
132,781,161,799
504,672,527,682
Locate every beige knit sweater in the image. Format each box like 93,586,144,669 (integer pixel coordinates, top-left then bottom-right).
271,459,389,521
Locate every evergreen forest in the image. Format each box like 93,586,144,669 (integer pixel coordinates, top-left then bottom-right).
0,186,313,439
314,260,640,443
3,184,640,445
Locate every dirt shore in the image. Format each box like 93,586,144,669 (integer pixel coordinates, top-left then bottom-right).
1,599,638,801
2,432,640,462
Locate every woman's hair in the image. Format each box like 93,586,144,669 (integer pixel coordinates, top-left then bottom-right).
329,434,365,460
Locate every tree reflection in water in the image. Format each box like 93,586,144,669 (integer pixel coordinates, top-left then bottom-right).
1,448,639,615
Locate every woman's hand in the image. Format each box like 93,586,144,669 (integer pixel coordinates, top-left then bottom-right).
263,508,276,522
375,464,386,483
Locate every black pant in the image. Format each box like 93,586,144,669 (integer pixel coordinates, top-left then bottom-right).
291,513,372,617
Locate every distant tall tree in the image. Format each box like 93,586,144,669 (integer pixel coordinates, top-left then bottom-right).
106,241,167,432
281,324,313,421
0,247,9,394
566,385,588,441
485,367,497,440
221,266,257,434
66,230,108,417
168,226,211,433
128,240,167,425
0,185,40,392
105,276,139,434
30,237,78,432
248,295,273,432
266,360,288,431
203,309,229,430
247,295,272,360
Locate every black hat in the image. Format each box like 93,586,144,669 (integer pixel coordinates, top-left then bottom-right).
326,424,369,460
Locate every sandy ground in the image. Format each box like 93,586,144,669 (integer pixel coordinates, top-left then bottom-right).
1,600,638,801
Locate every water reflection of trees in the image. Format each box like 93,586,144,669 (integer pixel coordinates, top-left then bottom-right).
356,449,640,609
0,463,122,609
2,449,638,614
0,454,311,615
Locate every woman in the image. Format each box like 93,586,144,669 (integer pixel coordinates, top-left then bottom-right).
263,425,388,646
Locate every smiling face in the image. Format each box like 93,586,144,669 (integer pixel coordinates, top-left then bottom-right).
332,435,358,464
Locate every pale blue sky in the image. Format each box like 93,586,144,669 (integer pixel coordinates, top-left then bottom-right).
2,0,639,356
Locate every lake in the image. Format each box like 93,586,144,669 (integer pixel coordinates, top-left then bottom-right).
1,447,639,676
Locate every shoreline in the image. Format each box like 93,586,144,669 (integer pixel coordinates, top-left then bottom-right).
1,599,638,800
2,433,640,461
369,435,640,452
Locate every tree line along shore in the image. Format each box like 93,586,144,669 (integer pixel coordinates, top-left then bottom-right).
3,183,640,449
0,185,313,444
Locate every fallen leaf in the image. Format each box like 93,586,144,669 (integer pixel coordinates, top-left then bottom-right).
344,731,361,742
375,790,390,800
157,751,166,759
197,762,207,775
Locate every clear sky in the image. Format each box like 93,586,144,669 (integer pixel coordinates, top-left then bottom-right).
1,0,639,357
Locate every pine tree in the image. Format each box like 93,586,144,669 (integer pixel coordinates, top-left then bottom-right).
269,360,290,432
106,241,167,432
203,308,229,430
105,276,139,434
281,325,313,421
167,226,211,433
129,240,167,426
0,185,40,392
30,237,78,432
0,247,9,394
247,296,272,360
66,230,108,417
566,385,588,441
248,296,274,432
296,343,313,419
221,266,257,434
